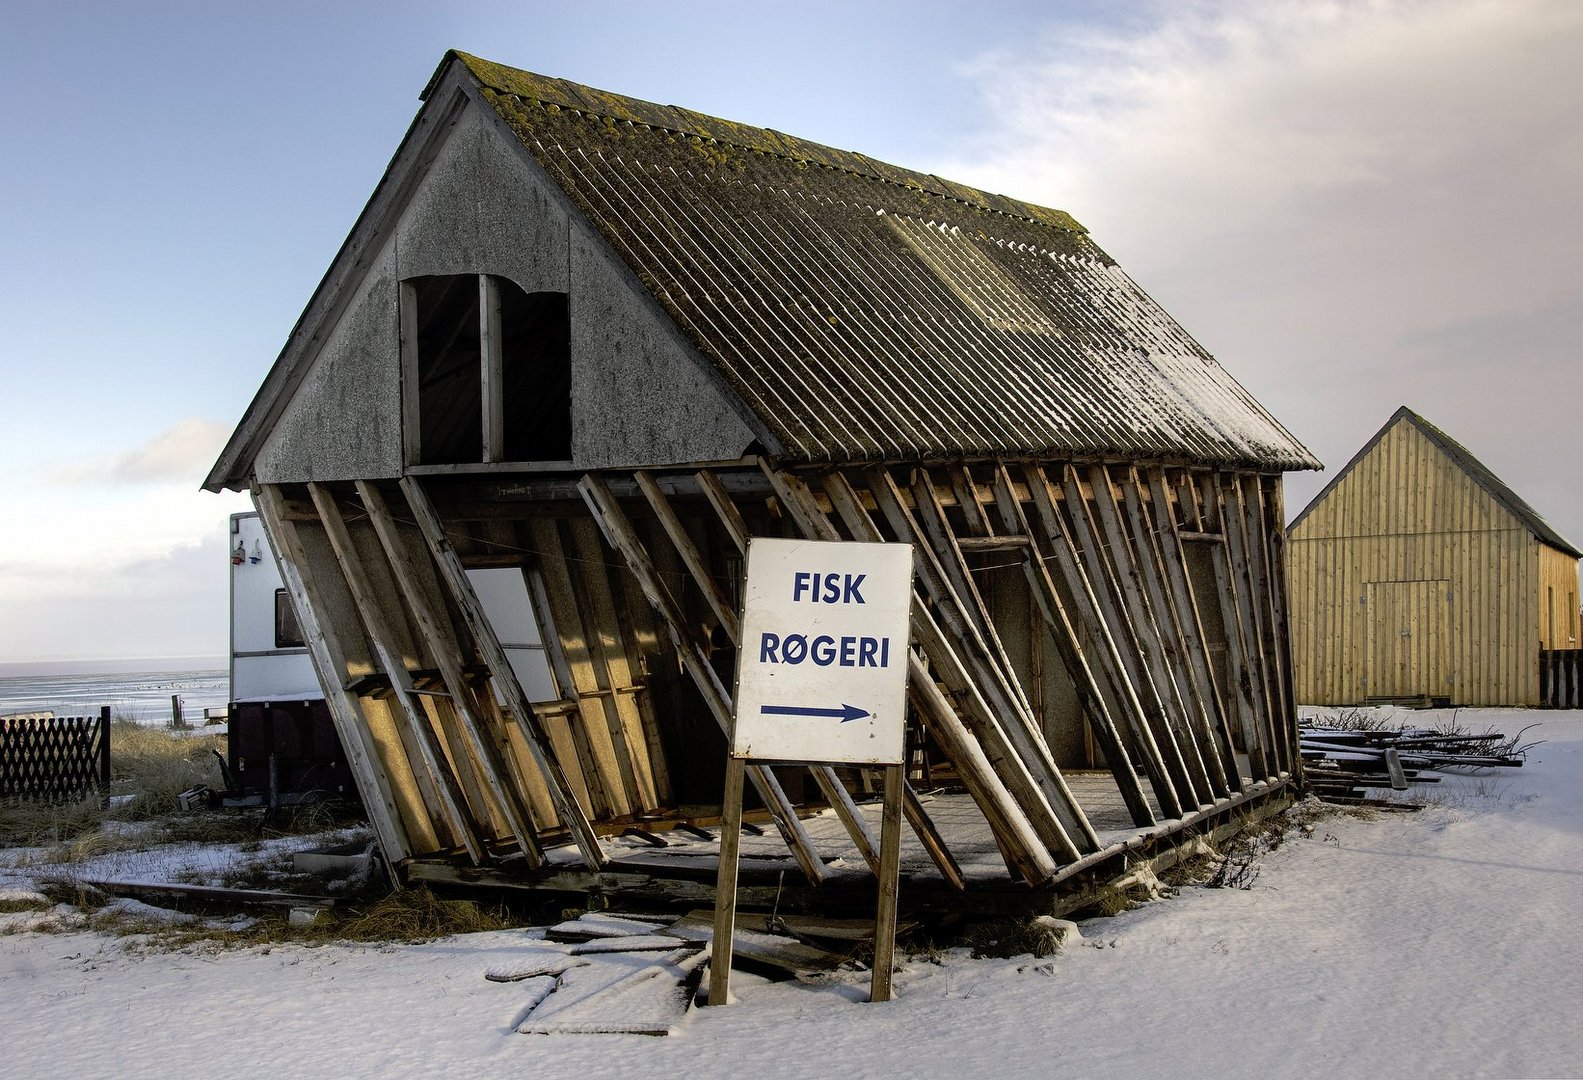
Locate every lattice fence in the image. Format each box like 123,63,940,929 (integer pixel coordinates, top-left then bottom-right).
0,708,111,802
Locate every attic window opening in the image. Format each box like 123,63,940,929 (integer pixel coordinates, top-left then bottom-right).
402,275,571,465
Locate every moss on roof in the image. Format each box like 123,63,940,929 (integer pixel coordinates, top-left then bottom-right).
439,49,1089,239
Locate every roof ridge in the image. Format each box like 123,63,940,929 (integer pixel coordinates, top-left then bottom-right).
442,50,1088,237
1291,405,1580,557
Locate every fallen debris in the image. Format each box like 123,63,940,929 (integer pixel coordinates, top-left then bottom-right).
1300,718,1538,805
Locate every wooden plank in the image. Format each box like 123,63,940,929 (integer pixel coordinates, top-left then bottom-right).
389,475,604,861
870,763,903,1004
987,463,1155,826
566,518,662,812
353,483,552,864
1056,465,1192,816
1226,474,1285,774
858,467,1095,853
307,483,487,863
706,756,744,1006
816,470,1059,883
1087,465,1214,807
399,281,420,468
254,486,411,865
911,468,1036,720
636,471,740,642
480,275,504,463
1118,469,1230,797
1022,464,1180,817
1208,474,1271,780
695,469,751,554
696,467,963,890
528,520,621,818
1145,468,1243,791
577,473,828,884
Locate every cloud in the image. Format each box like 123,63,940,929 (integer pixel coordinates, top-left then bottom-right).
0,531,235,661
50,418,230,486
942,0,1583,536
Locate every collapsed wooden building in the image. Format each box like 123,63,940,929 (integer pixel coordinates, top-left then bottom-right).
205,52,1319,913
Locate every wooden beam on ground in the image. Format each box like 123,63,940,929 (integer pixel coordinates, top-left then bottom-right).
254,485,412,867
307,484,488,863
396,477,606,868
577,473,829,885
988,463,1155,826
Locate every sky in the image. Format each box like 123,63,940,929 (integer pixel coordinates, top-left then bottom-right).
1,0,1579,666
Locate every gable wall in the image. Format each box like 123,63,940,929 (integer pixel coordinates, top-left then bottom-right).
1288,419,1541,705
253,99,754,485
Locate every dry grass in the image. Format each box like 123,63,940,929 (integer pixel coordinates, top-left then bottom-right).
0,721,230,849
106,720,227,815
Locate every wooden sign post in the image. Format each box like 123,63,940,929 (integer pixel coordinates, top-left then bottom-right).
709,537,914,1005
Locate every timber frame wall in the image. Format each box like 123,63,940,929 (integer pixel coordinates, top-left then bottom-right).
256,458,1299,892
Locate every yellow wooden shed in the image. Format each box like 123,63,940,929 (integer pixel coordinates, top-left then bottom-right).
1288,406,1580,707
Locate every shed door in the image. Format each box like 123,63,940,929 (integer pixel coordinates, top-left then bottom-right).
1366,580,1450,700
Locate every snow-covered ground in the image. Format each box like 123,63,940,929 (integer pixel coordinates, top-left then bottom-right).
3,709,1580,1080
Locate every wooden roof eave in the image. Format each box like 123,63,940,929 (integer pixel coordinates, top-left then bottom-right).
204,65,479,493
206,54,789,493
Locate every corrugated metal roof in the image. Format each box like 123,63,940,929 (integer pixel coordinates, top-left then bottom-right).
461,53,1319,470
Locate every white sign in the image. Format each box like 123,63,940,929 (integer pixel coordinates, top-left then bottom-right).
731,537,913,765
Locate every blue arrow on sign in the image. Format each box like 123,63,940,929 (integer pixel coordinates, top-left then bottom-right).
760,703,871,723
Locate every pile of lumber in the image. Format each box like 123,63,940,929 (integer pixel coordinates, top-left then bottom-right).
1299,720,1536,806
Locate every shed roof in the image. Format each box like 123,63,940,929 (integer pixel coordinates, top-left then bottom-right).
454,53,1316,470
208,51,1320,489
1291,406,1581,558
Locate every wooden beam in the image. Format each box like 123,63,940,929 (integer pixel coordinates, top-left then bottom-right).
910,468,1036,721
696,467,965,890
815,469,1064,881
307,483,489,864
399,281,421,468
395,477,606,868
1116,469,1232,798
480,275,504,463
577,473,829,885
1205,473,1271,780
1021,464,1182,819
254,485,412,866
987,463,1155,826
1144,467,1243,792
1261,476,1304,785
859,467,1095,854
636,471,739,639
566,519,662,812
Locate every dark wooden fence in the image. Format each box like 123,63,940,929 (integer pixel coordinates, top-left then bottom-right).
1541,650,1583,708
0,707,111,801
